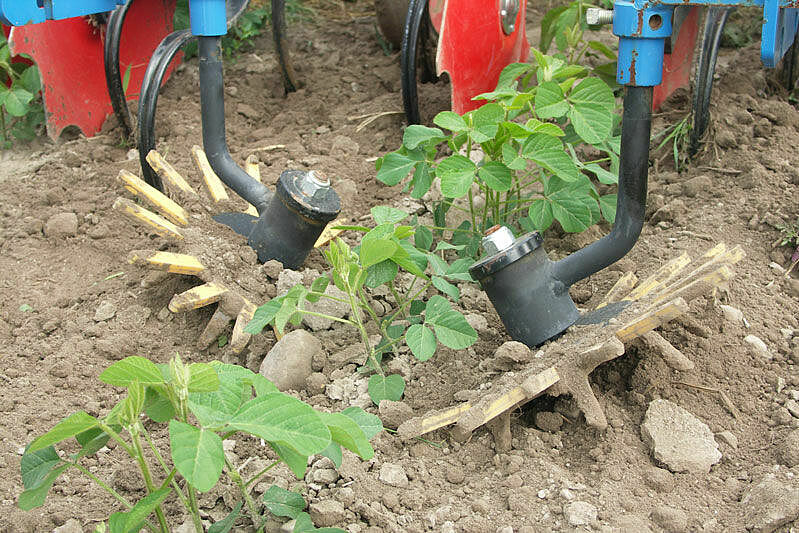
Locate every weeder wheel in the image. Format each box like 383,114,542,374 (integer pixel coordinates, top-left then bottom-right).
397,243,745,452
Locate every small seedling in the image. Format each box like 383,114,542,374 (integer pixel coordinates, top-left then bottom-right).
0,32,45,146
19,354,380,533
777,217,799,275
246,206,478,405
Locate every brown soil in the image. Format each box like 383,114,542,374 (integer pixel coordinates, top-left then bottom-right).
1,3,798,532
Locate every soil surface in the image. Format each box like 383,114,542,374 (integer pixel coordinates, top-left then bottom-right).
1,2,798,532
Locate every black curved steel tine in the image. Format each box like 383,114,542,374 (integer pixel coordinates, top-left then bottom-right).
227,0,250,27
137,29,196,191
401,0,429,125
272,0,298,94
689,6,733,156
104,0,134,141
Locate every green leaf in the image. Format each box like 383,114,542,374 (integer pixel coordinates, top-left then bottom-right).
18,464,69,510
122,381,146,426
108,486,171,533
433,111,467,132
539,8,569,52
320,441,343,468
29,412,99,453
496,62,534,88
568,77,615,110
535,81,569,119
306,276,330,303
251,374,280,396
169,420,224,493
341,407,383,439
426,253,448,276
188,364,254,428
360,239,398,268
430,311,478,349
188,363,219,393
568,102,613,144
414,225,433,251
100,356,165,387
245,298,283,334
20,66,41,94
406,324,437,362
587,40,617,59
371,206,408,225
432,276,459,301
472,103,504,130
523,134,581,182
445,258,473,281
365,259,399,288
144,387,175,423
528,199,555,231
548,183,598,232
263,485,306,519
376,152,417,186
227,394,331,456
319,412,374,460
368,374,405,405
410,163,433,199
269,441,309,479
3,87,33,117
600,193,617,223
527,118,566,137
584,163,618,185
424,295,452,322
437,155,476,198
208,501,243,533
293,511,349,533
21,446,62,489
275,297,300,334
403,125,444,149
478,161,513,192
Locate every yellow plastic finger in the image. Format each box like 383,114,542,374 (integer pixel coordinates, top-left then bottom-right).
128,250,205,275
596,272,639,309
230,301,257,353
146,150,197,195
624,252,691,301
168,282,228,312
113,197,183,240
191,145,229,203
244,155,261,216
118,169,188,226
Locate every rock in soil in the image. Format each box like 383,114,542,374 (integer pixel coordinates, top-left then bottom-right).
378,462,409,488
780,429,799,466
744,334,772,359
741,474,799,533
378,399,413,429
302,284,349,331
535,411,564,432
259,330,319,391
53,519,84,533
44,212,78,237
563,500,597,526
309,500,347,527
641,399,722,473
650,505,688,533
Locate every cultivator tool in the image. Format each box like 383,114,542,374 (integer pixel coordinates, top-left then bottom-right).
115,149,343,353
400,243,744,449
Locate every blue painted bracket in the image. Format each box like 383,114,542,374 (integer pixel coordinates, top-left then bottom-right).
614,0,799,85
0,0,126,26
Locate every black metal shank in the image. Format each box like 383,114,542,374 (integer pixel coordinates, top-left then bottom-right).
104,1,134,141
271,0,298,93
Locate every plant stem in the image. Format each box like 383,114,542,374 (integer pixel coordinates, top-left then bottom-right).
468,187,477,231
69,462,137,511
295,308,353,326
387,280,404,313
225,457,261,529
131,426,170,533
98,422,137,459
244,460,281,489
141,427,190,509
186,484,204,533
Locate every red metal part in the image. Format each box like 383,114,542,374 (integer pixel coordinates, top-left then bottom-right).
436,0,529,115
653,7,700,110
9,0,179,139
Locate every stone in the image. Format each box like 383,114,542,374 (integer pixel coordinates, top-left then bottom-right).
378,400,413,429
745,335,772,360
309,500,347,528
445,466,466,484
378,462,409,488
650,505,688,533
302,284,349,331
331,135,359,156
741,474,799,533
494,341,533,368
276,269,304,294
643,465,674,493
305,372,328,395
94,301,117,322
719,305,744,324
52,518,83,533
535,411,564,432
715,431,738,449
564,501,597,526
262,260,283,279
465,313,489,333
681,175,712,197
641,399,722,473
44,212,78,237
312,468,339,485
780,429,799,466
259,330,320,391
236,103,261,120
334,178,358,207
785,399,799,418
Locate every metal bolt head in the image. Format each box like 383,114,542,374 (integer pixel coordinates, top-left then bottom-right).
296,170,331,199
481,225,516,256
499,0,520,35
586,8,613,26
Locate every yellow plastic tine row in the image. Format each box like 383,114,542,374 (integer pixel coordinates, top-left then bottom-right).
168,282,228,313
649,245,743,304
624,252,692,301
113,197,183,240
146,150,197,196
650,265,735,307
615,297,689,343
191,145,230,203
231,301,257,353
595,271,639,309
128,250,205,275
118,169,188,226
244,155,261,217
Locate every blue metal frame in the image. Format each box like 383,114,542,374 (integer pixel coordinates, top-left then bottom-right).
613,0,799,85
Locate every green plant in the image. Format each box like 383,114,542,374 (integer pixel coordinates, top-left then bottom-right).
0,33,44,147
376,48,620,254
18,354,380,533
246,206,478,405
540,0,618,87
651,114,691,172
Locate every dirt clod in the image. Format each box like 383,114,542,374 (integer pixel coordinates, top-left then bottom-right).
259,329,319,391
